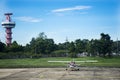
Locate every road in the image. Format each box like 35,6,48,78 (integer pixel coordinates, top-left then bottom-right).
0,67,120,80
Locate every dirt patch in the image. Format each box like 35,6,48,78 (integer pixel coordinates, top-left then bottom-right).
0,67,120,80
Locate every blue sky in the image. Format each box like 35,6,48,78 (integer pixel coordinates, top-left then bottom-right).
0,0,119,45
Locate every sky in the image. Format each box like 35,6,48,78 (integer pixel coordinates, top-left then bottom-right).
0,0,119,45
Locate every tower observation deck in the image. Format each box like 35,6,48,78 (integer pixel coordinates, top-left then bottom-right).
1,13,16,46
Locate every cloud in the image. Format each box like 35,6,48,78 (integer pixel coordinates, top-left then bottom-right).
52,6,92,13
15,16,42,22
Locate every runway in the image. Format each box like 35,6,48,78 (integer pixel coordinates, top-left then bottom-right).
0,67,120,80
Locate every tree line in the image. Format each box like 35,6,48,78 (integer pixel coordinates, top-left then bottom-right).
0,32,120,59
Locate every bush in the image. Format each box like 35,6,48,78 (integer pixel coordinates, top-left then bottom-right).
69,52,77,58
51,50,67,57
32,54,42,58
0,52,34,59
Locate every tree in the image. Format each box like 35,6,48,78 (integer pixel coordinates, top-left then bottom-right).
8,41,24,52
75,39,83,53
112,40,120,56
99,33,113,57
28,32,56,57
87,39,100,56
44,39,55,54
69,42,77,58
29,32,47,54
38,32,47,39
75,39,89,53
0,41,5,52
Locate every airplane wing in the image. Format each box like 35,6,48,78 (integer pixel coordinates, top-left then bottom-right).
48,60,98,63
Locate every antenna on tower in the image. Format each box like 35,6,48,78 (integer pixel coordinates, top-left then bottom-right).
66,36,68,42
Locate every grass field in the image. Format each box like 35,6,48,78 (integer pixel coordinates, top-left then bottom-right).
0,57,120,68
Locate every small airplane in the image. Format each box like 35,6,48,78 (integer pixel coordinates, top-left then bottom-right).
66,60,80,71
48,59,98,71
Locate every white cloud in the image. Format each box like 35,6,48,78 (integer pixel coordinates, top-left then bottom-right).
15,16,42,22
52,6,92,13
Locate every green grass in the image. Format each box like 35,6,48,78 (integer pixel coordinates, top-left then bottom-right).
0,57,120,68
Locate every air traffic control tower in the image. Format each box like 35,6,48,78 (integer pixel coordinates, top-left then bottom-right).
1,13,15,46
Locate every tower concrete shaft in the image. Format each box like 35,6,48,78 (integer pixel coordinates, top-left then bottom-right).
6,28,12,46
1,13,15,46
